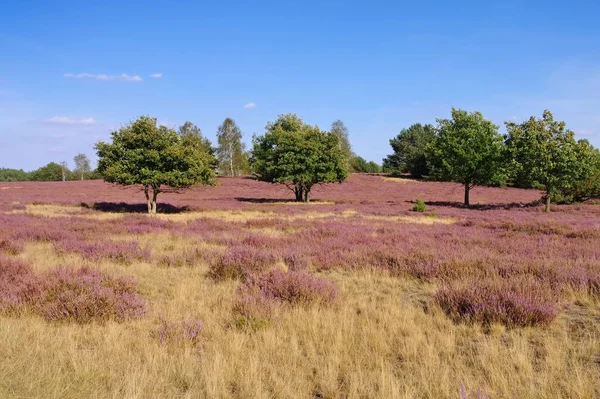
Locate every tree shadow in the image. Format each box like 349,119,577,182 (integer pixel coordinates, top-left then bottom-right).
234,197,299,204
419,200,540,211
83,202,189,214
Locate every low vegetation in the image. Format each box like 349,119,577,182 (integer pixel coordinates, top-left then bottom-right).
0,175,598,397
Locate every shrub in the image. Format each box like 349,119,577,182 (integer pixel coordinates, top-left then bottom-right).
435,278,558,327
40,267,147,323
209,245,278,280
0,238,24,255
233,270,338,328
156,317,203,345
54,240,151,264
412,198,426,212
0,257,43,314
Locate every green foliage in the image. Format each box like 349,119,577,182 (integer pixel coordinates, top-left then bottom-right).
178,122,217,170
95,116,216,213
216,118,248,176
504,111,588,212
350,156,381,173
383,123,437,178
73,153,92,180
426,109,505,206
412,198,426,212
330,120,353,171
29,162,66,182
251,114,348,202
0,168,30,182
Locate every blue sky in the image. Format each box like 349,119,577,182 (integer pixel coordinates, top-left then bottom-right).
1,0,599,171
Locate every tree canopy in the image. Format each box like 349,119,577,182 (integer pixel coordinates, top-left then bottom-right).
95,116,216,213
216,118,248,176
504,110,591,212
0,168,30,182
251,114,348,202
73,153,92,180
383,123,437,178
29,162,65,182
330,120,353,171
350,156,381,173
426,109,504,206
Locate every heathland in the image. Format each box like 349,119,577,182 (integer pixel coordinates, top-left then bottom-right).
0,174,599,398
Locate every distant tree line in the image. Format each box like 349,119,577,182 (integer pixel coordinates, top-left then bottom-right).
0,154,100,182
383,109,600,211
15,109,597,214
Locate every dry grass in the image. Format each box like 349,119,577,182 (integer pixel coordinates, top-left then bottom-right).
1,176,599,399
382,177,418,183
1,226,598,398
9,204,455,226
1,253,598,398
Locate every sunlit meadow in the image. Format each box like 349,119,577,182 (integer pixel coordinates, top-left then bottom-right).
0,174,599,398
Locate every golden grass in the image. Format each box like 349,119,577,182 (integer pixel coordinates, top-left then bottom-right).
9,204,456,226
382,177,419,184
2,237,599,398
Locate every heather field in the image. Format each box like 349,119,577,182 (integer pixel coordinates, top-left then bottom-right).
0,174,599,398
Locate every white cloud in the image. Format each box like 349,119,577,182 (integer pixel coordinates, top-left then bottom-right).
46,116,96,125
48,146,66,152
150,73,163,79
243,102,256,109
64,73,143,82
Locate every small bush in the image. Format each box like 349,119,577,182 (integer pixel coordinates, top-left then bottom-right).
413,198,426,212
156,317,203,345
435,278,558,327
0,257,43,314
209,245,278,280
1,258,146,323
41,267,147,323
0,238,25,255
54,240,151,264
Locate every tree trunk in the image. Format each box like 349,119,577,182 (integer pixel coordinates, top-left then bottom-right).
545,194,551,213
464,184,470,207
304,190,311,203
294,186,303,202
81,172,84,181
151,188,159,215
144,186,151,214
229,143,234,177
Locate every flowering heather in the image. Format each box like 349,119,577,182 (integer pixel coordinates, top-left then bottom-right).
0,257,43,314
156,317,203,345
235,269,338,317
54,240,151,264
40,266,147,323
435,278,559,327
0,256,146,323
0,238,24,255
209,245,278,280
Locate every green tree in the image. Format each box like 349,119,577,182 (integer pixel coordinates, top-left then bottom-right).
350,155,369,173
350,156,381,173
251,114,348,202
29,162,65,181
330,120,353,170
178,122,217,170
383,123,437,178
216,118,248,176
366,161,381,173
96,116,216,214
426,109,504,206
73,153,92,180
504,110,588,212
59,161,69,181
0,168,30,182
560,140,600,203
